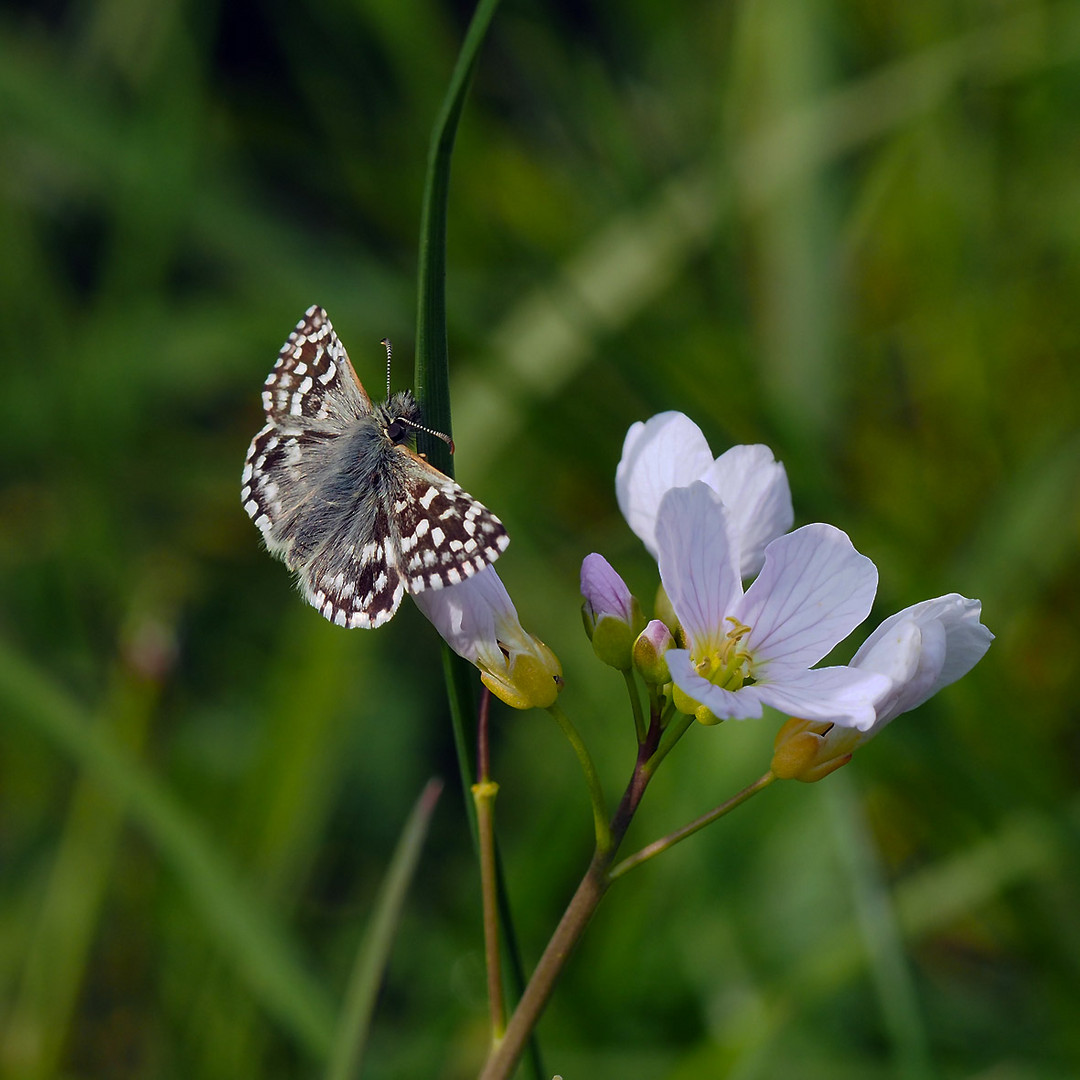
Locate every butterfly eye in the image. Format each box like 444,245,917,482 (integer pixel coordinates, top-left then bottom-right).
385,418,410,443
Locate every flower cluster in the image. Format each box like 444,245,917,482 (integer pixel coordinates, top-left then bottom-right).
585,412,993,777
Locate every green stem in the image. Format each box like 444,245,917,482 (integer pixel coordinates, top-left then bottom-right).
325,779,443,1080
473,693,506,1041
609,771,776,881
645,708,695,773
414,0,504,470
623,668,647,744
412,4,541,1076
479,752,778,1079
479,855,610,1080
547,702,611,853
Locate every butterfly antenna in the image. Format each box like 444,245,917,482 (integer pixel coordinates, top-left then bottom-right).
381,337,455,453
381,338,393,400
400,417,455,455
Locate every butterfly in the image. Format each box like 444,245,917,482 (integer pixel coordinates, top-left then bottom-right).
241,305,509,628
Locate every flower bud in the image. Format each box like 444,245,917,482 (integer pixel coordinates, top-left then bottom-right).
670,681,722,725
771,717,858,782
580,553,645,671
632,619,673,685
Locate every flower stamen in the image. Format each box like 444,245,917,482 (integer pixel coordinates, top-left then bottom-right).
693,617,753,691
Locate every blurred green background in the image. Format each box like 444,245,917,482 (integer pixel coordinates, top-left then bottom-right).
3,0,1079,1077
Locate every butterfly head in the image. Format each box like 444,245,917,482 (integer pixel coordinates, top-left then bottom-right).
377,390,456,455
378,391,424,446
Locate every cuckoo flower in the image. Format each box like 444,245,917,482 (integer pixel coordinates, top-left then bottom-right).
658,482,891,728
413,566,562,710
772,594,993,780
617,411,793,577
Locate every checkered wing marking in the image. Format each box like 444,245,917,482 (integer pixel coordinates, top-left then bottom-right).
261,304,371,427
241,426,342,561
391,456,510,594
298,505,407,629
242,305,370,557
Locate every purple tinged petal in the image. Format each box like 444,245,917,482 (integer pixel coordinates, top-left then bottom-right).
702,444,794,578
634,619,674,684
656,483,742,652
736,523,878,669
851,594,993,727
616,412,714,557
414,568,563,709
751,666,893,730
413,566,513,670
638,618,673,651
580,552,635,623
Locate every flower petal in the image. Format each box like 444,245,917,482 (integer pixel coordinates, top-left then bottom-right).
414,568,563,709
580,552,635,624
737,523,878,668
852,594,993,726
751,666,893,730
656,483,742,652
412,565,510,671
667,649,765,719
701,444,794,578
616,412,714,557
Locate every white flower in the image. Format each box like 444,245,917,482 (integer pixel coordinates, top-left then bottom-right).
771,594,993,781
413,567,562,710
658,482,890,728
616,411,793,577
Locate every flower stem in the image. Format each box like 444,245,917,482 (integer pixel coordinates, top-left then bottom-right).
646,708,694,773
608,770,777,881
478,727,660,1080
623,669,646,744
473,692,506,1041
478,855,610,1080
547,702,611,853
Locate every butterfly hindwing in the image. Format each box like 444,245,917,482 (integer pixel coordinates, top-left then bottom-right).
391,454,510,594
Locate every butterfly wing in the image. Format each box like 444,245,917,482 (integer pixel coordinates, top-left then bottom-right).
262,304,372,424
242,305,371,560
390,448,510,594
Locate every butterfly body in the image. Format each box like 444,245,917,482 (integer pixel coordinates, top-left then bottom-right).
242,306,509,628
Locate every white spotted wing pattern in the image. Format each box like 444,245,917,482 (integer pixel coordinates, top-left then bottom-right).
241,305,509,628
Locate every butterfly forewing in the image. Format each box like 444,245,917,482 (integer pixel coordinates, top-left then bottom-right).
262,304,372,425
242,305,510,628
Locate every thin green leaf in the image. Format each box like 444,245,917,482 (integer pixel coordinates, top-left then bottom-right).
325,778,444,1080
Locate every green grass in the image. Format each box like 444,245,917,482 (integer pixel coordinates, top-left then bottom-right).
2,1,1080,1077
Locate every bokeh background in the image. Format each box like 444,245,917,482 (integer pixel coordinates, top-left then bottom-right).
3,0,1080,1077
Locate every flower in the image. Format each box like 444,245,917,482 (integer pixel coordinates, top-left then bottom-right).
580,553,645,670
616,411,793,577
658,482,891,728
413,567,563,710
771,594,993,781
